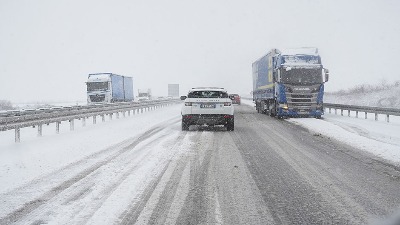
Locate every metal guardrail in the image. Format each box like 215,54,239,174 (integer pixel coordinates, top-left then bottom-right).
1,99,181,142
324,103,400,122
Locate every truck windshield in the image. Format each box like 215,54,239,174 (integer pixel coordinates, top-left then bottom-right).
282,55,320,64
281,68,322,85
87,82,109,91
188,91,228,98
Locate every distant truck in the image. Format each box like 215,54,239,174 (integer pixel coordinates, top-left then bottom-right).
137,89,152,101
86,73,134,103
252,48,329,118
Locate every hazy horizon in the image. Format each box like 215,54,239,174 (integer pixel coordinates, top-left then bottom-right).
1,0,399,103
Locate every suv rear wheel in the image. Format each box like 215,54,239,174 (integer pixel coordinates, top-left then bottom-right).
226,117,234,131
182,120,189,131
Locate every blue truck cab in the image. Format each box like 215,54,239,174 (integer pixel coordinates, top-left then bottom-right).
252,48,329,118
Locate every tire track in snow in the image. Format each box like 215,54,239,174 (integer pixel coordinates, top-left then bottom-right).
118,131,190,224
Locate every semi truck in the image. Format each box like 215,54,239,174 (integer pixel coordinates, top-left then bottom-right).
86,73,134,103
252,48,329,118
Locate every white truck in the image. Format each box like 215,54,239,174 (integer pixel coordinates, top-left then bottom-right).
86,73,134,103
137,89,152,101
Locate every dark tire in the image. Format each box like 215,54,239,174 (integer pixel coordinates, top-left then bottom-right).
227,118,234,131
315,115,322,119
269,103,276,117
182,120,189,131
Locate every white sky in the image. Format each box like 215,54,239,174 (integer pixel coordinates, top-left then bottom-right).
1,0,400,102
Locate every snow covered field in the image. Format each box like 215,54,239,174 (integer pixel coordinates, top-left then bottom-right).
325,86,400,109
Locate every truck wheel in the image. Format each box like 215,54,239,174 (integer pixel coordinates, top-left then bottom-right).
269,104,276,117
227,118,234,131
182,120,189,131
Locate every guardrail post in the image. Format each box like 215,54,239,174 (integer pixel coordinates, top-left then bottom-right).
133,109,136,115
38,124,42,137
348,110,350,117
102,115,105,122
386,114,390,123
356,111,358,118
116,112,120,119
123,111,126,117
334,109,337,115
329,108,331,114
93,116,97,124
141,108,144,113
70,119,74,131
375,113,378,121
341,109,343,116
128,110,130,116
82,117,86,127
109,113,113,120
56,122,60,134
15,128,20,143
365,112,367,119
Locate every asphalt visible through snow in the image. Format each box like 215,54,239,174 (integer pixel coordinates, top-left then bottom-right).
124,104,400,224
2,104,400,224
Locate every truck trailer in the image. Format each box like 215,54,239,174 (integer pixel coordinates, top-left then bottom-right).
252,48,329,118
86,73,134,103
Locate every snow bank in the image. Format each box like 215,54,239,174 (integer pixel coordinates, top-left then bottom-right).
241,99,400,165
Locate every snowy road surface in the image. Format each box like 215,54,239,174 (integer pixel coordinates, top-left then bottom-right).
1,104,400,224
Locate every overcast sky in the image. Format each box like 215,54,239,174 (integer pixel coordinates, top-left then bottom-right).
1,0,399,103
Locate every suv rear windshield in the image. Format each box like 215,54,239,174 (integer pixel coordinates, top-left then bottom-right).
188,91,228,98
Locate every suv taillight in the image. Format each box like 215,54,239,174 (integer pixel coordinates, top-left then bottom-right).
185,102,192,106
224,102,231,106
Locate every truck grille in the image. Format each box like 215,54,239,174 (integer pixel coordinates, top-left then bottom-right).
90,94,105,102
286,93,318,110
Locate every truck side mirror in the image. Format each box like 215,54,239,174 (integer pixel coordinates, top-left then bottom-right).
180,96,187,100
324,69,329,82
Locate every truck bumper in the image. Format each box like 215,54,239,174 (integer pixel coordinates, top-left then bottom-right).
277,108,324,118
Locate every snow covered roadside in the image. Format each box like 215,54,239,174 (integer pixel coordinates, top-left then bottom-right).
0,104,183,193
241,99,400,165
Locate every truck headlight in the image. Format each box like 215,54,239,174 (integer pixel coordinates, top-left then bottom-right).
279,104,288,110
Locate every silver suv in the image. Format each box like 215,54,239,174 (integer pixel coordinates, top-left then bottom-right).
180,87,234,131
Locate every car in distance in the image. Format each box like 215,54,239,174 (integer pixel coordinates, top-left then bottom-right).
229,94,241,105
181,87,234,131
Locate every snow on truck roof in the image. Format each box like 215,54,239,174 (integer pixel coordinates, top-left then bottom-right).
280,47,319,56
87,73,112,82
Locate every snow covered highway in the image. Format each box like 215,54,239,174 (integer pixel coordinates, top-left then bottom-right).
1,103,400,224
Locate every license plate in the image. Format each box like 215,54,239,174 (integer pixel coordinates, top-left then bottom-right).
200,104,216,108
